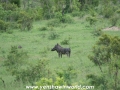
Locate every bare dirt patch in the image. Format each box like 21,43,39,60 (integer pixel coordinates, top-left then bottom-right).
103,26,120,31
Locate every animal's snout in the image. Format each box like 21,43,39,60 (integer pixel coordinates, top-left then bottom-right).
51,48,54,51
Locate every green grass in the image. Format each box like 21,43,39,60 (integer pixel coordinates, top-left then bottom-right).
0,17,120,90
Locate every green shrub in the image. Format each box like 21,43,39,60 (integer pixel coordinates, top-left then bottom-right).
101,3,115,18
92,28,103,36
27,8,43,20
55,13,74,23
17,11,33,31
89,8,97,17
47,19,60,27
61,39,70,45
0,4,7,20
9,22,19,29
8,11,20,22
35,65,77,88
56,65,77,85
71,11,81,17
87,74,107,90
61,14,74,23
86,16,97,25
88,34,120,89
35,78,53,86
55,12,62,20
35,77,66,90
116,9,120,14
9,0,20,7
39,26,48,31
6,30,13,34
15,59,48,84
110,13,119,26
2,2,18,11
48,31,59,40
0,20,9,32
4,46,28,76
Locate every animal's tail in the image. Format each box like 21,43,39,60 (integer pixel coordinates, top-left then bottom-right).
69,48,71,57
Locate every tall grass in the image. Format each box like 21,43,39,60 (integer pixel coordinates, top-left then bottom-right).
0,16,120,89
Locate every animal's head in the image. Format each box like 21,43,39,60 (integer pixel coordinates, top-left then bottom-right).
51,43,59,51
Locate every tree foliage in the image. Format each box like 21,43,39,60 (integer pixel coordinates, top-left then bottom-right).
88,34,120,90
4,46,28,75
56,65,77,85
35,65,77,90
9,0,20,7
17,11,33,31
15,59,48,84
0,20,9,32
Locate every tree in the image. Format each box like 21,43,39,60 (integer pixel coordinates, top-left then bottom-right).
15,59,49,84
35,65,77,90
78,0,99,10
17,11,33,31
88,34,120,90
56,65,77,85
4,46,28,75
9,0,20,7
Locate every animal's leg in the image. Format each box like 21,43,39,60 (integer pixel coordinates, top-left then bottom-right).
58,53,60,57
66,52,70,57
69,53,70,57
67,53,69,57
61,53,62,58
68,52,70,57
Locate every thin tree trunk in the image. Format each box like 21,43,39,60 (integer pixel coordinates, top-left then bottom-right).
0,78,5,88
97,60,103,73
114,66,118,90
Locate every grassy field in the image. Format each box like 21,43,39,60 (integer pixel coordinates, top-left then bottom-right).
0,16,120,90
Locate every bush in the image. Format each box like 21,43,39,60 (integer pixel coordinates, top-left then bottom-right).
39,26,48,31
9,0,20,7
48,31,59,40
27,8,43,20
87,74,108,90
86,16,97,25
6,30,13,34
110,13,119,26
0,3,20,22
47,19,60,27
35,65,77,88
17,11,33,31
8,11,20,22
56,65,77,85
9,22,19,29
101,2,115,18
61,39,70,45
0,4,7,20
0,20,9,32
88,34,120,89
60,14,74,23
4,46,28,76
116,9,120,14
55,12,74,23
92,28,103,36
71,11,81,17
35,77,66,90
2,2,18,11
15,59,48,84
55,12,62,20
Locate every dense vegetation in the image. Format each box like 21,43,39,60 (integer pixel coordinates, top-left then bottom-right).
0,0,120,90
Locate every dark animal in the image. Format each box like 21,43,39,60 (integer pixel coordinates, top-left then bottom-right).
18,45,22,49
51,43,71,58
